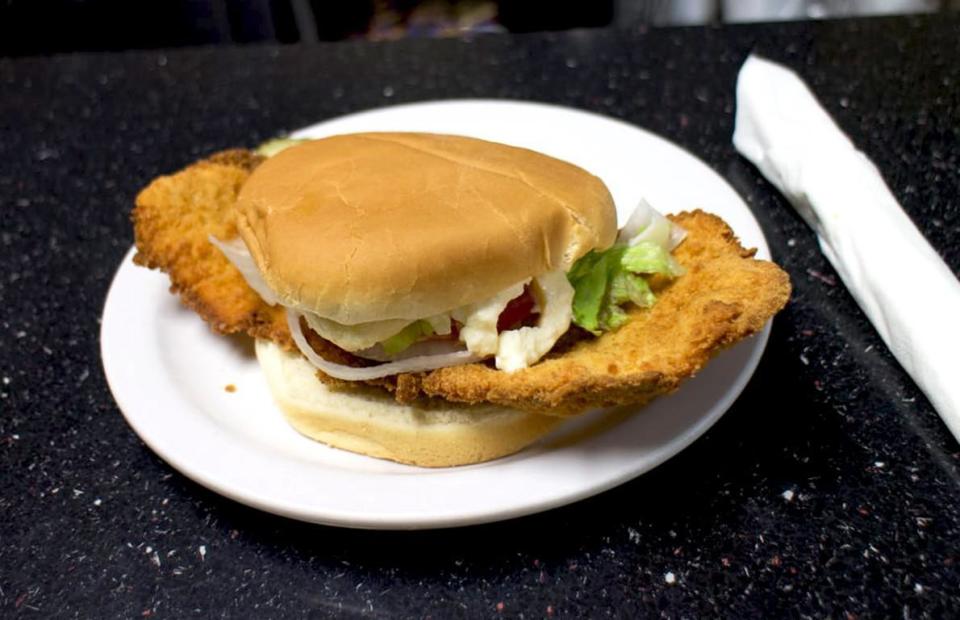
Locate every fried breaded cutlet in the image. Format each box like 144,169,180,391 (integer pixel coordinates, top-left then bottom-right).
132,150,292,347
134,150,790,416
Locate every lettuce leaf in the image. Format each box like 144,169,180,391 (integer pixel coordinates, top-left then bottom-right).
380,320,435,355
568,241,683,334
569,249,620,334
621,241,685,278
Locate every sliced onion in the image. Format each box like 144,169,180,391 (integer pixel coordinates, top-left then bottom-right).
287,310,482,380
616,198,652,243
355,339,467,362
209,235,279,305
495,270,574,372
616,198,687,251
668,220,687,250
303,311,411,353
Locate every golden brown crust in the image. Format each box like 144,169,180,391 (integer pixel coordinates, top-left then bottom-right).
132,149,293,348
133,153,790,417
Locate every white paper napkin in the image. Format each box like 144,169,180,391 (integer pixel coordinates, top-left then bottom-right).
733,54,960,443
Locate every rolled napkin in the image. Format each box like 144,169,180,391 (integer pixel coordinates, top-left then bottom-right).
733,54,960,444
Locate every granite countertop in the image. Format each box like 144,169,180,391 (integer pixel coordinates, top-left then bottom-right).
2,14,958,618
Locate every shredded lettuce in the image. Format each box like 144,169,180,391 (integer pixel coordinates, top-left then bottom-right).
621,242,685,278
569,199,687,334
381,320,435,355
568,240,685,335
569,248,623,334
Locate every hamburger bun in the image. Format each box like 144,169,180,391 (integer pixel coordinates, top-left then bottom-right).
235,132,617,324
255,339,565,467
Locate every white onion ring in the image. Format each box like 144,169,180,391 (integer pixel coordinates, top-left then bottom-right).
287,310,482,380
208,235,279,305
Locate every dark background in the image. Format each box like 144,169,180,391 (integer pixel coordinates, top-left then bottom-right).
0,0,612,55
2,0,958,56
1,6,959,620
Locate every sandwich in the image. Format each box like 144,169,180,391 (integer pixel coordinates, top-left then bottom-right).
133,132,790,466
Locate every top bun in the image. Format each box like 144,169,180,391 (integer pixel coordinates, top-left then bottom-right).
236,132,617,325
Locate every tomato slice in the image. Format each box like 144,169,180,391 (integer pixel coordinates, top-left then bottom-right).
497,286,538,332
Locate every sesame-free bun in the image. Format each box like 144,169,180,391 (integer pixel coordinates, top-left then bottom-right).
236,132,617,325
255,339,564,467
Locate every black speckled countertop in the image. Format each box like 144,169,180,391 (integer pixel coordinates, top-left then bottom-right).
2,14,959,618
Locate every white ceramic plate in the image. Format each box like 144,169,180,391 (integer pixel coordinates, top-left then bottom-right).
101,100,772,529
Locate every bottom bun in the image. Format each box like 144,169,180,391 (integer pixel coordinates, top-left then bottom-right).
255,340,565,467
